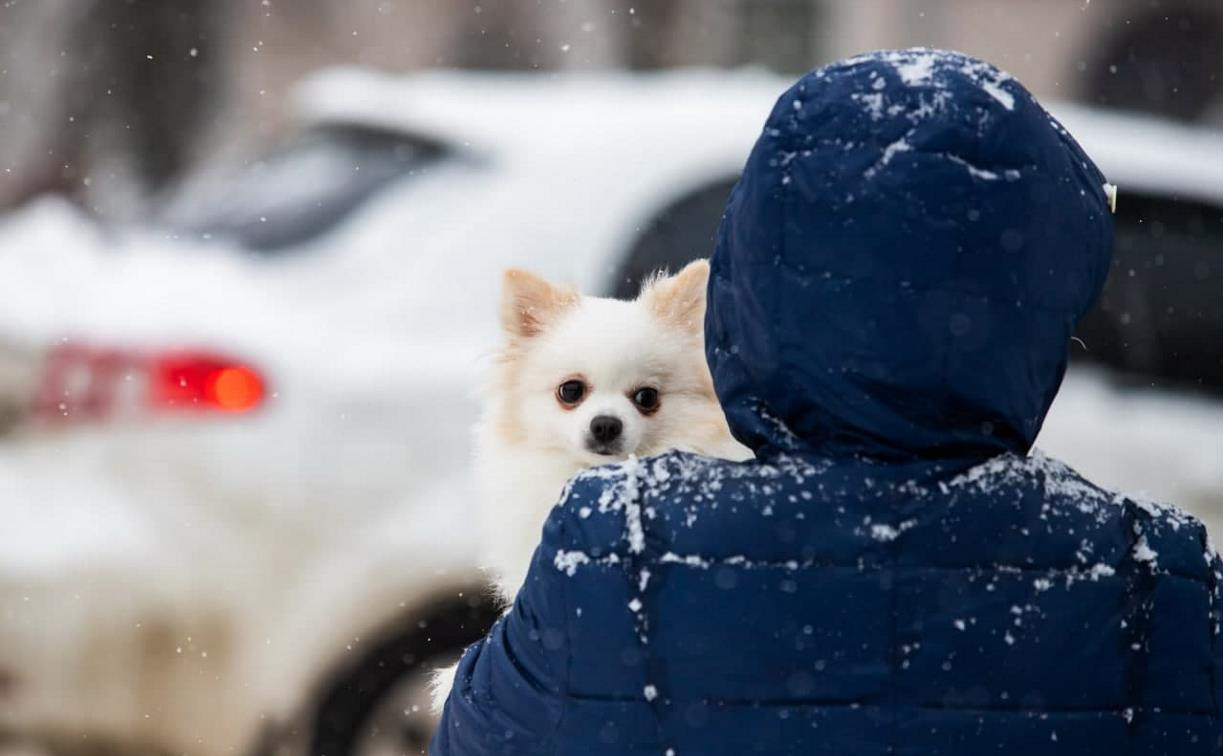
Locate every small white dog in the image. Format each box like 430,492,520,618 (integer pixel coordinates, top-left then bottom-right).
432,259,750,711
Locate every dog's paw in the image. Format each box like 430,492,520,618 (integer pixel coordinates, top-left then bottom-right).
430,661,459,713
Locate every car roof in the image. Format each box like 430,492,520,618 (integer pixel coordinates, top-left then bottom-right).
293,67,1223,208
292,66,780,161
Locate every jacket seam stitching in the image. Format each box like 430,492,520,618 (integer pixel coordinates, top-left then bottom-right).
547,514,577,754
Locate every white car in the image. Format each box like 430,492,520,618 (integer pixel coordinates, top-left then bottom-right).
0,68,1220,756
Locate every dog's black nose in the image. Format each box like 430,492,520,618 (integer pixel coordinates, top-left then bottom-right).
589,415,623,444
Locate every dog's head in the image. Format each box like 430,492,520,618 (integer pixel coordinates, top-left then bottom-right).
493,260,734,465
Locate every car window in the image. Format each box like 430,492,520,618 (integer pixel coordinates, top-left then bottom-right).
609,178,737,300
1074,193,1223,393
159,124,446,252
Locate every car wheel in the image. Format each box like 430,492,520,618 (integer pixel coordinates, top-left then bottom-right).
298,590,500,756
345,664,439,756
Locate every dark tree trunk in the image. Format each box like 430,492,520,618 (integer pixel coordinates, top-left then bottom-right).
74,0,229,190
623,0,684,70
1088,4,1223,123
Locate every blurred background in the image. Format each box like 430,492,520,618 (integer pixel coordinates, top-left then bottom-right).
0,1,1220,755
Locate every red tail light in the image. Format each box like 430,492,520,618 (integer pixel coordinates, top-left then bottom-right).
149,354,266,413
34,344,268,423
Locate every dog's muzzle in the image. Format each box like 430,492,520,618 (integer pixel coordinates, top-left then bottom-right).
586,414,624,455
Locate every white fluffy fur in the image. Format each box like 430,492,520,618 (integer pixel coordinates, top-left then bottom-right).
431,261,750,712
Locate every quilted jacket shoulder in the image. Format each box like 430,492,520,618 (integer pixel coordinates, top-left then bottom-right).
435,451,1223,755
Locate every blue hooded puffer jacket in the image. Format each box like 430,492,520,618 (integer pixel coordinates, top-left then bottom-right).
433,49,1223,755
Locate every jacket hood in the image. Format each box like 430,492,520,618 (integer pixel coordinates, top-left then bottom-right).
707,49,1114,462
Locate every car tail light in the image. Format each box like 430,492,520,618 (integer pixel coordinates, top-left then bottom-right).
149,354,266,413
33,344,268,423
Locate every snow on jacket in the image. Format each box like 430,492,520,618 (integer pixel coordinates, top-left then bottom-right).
432,49,1223,755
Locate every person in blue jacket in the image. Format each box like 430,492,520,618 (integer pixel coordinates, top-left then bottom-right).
432,48,1223,755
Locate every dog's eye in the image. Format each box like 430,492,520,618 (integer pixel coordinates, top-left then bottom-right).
557,379,586,406
631,387,659,413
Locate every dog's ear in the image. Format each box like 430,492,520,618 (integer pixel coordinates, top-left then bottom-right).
501,268,577,338
641,259,709,335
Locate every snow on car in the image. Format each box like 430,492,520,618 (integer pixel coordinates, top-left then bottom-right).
0,67,1220,756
